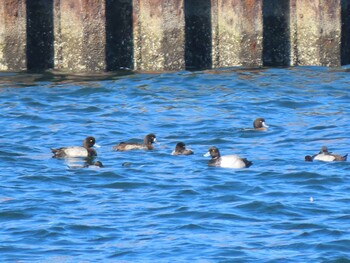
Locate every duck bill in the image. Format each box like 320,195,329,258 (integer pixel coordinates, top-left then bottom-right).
262,122,269,128
94,143,101,148
203,152,211,157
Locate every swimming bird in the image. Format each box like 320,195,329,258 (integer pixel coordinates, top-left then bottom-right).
305,146,347,162
51,136,98,158
84,161,104,168
113,133,156,151
68,161,104,169
253,118,269,130
171,142,194,155
204,146,252,168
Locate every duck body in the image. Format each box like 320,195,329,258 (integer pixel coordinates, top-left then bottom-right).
51,136,97,158
52,146,95,158
171,142,194,155
305,146,347,162
115,143,153,151
205,146,252,168
68,161,104,169
113,134,156,151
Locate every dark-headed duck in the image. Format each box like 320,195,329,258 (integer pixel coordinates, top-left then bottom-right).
51,136,99,158
204,146,252,168
84,161,104,168
113,133,156,151
253,118,269,130
305,146,347,162
171,142,194,155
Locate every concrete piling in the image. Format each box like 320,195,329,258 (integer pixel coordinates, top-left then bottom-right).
211,0,263,68
0,0,27,71
133,0,185,71
53,0,106,72
290,0,341,67
0,0,348,72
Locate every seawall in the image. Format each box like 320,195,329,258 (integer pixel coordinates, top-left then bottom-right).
0,0,348,72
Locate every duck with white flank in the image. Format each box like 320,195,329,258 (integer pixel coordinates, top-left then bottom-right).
305,146,347,162
51,136,99,158
204,146,252,168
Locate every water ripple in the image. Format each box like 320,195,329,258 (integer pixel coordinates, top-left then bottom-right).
1,67,350,262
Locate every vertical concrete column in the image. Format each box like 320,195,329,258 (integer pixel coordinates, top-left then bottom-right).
133,0,185,71
0,0,27,71
54,0,106,72
211,0,263,68
290,0,341,67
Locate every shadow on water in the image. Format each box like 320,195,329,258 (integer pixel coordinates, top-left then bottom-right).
185,0,212,70
0,70,134,87
263,0,291,67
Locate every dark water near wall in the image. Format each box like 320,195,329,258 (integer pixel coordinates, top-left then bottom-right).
1,67,350,262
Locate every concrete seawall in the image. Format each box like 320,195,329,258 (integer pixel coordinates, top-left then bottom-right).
0,0,348,72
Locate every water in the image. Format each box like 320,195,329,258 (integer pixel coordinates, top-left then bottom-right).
1,67,350,262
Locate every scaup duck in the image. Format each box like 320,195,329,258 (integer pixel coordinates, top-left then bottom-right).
204,146,252,168
113,133,156,151
305,146,347,162
68,161,104,169
84,161,104,168
171,142,194,155
253,118,269,130
51,136,98,158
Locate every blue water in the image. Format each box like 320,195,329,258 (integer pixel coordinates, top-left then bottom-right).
1,67,350,262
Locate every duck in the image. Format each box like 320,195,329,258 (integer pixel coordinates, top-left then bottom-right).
68,161,104,169
305,146,348,162
84,161,104,168
113,133,156,151
204,146,252,168
171,142,194,155
51,136,98,158
253,118,269,130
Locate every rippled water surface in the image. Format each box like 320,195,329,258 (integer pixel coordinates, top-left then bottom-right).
1,67,350,262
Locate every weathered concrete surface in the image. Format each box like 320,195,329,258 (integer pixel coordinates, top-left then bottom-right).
290,0,341,67
54,0,106,72
0,0,348,72
133,0,185,71
0,0,27,71
211,0,263,68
